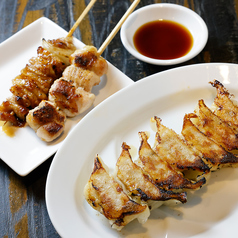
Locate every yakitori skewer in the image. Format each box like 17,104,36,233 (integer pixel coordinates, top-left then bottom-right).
26,0,141,142
98,0,140,55
2,0,140,142
0,0,97,128
67,0,97,37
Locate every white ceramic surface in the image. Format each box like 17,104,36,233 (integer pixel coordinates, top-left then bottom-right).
120,3,208,65
46,63,238,238
0,17,133,176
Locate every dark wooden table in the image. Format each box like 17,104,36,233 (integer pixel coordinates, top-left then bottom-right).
0,0,238,237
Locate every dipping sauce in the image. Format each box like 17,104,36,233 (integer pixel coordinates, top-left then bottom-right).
133,20,193,60
0,121,17,137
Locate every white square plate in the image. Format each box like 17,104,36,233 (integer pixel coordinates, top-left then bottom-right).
0,17,133,176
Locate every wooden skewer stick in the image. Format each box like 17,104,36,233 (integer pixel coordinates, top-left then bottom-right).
98,0,140,55
67,0,97,37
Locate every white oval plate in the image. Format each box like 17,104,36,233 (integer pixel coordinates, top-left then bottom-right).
46,63,238,238
0,17,133,176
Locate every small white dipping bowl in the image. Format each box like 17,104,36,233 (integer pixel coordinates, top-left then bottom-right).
120,3,208,65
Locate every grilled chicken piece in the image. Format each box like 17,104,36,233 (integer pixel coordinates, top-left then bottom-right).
42,37,76,65
84,156,150,231
137,132,207,190
49,78,95,117
0,37,75,127
69,45,108,77
28,45,107,141
153,117,210,174
182,114,238,171
192,99,238,151
115,142,187,209
63,65,101,92
26,100,66,142
0,96,29,127
210,80,238,133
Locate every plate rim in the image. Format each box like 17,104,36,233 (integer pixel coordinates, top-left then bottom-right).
0,17,133,176
46,62,238,238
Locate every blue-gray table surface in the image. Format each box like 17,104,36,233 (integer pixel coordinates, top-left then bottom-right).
0,0,238,237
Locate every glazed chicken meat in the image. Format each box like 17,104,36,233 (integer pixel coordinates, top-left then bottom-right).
27,45,108,141
26,100,66,142
48,78,95,117
0,37,76,127
0,37,108,142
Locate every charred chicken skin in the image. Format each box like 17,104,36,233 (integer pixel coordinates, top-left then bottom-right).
0,37,76,127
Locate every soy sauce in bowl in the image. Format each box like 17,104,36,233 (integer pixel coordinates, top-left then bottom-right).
121,3,208,65
133,20,193,60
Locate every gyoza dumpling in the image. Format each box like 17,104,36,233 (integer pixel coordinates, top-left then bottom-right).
182,114,238,171
115,142,187,210
210,80,238,132
153,117,210,176
137,131,207,190
192,99,238,151
84,156,150,231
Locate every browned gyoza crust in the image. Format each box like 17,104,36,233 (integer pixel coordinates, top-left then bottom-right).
138,131,207,190
115,142,187,204
193,99,238,151
182,113,238,171
153,116,210,174
211,79,238,132
84,156,149,230
84,80,238,230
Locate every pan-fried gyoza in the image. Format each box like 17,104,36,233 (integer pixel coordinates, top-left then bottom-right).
211,79,238,132
137,131,207,190
84,155,150,231
182,113,238,171
153,116,210,175
84,79,238,230
115,142,187,210
193,99,238,151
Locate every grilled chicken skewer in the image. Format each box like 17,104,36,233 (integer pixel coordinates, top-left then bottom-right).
1,0,139,142
26,45,108,141
0,0,98,135
26,0,138,142
0,37,76,127
48,46,107,117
